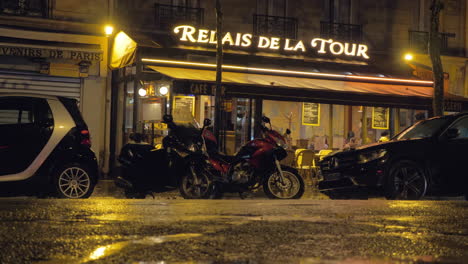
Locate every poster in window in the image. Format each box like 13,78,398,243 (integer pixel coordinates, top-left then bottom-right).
173,95,195,123
141,98,162,121
302,102,320,126
372,107,389,129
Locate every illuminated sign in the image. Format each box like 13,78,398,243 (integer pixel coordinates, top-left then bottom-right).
173,25,369,59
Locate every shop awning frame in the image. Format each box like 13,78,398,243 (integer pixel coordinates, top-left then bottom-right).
147,65,437,109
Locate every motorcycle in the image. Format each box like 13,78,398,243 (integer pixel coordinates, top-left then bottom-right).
182,116,305,199
115,115,212,199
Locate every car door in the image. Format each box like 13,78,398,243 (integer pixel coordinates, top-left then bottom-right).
0,97,53,176
438,116,468,194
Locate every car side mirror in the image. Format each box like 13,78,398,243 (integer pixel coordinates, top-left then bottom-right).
446,128,460,139
203,118,212,127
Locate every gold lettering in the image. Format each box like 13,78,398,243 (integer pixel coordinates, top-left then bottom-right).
197,29,210,43
173,25,197,42
344,43,357,56
356,44,369,59
258,37,270,48
222,32,234,45
329,42,344,55
311,38,333,54
293,41,306,52
241,34,252,47
270,37,280,50
209,30,217,44
284,39,294,51
235,33,242,46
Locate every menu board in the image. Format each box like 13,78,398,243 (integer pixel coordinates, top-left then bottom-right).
141,98,162,121
302,102,320,126
372,107,389,129
173,95,195,123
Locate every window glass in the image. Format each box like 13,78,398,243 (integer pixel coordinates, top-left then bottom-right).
450,118,468,139
0,98,33,125
0,109,20,125
397,117,450,140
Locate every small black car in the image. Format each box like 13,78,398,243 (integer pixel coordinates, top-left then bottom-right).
318,113,468,200
0,94,99,198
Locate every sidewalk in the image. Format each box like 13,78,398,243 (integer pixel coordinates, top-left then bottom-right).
91,179,330,199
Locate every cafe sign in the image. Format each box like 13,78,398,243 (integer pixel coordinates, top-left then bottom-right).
174,25,370,59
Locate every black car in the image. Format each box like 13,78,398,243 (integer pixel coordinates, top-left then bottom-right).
0,94,99,198
318,113,468,200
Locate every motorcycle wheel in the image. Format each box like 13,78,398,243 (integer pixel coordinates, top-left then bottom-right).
263,167,305,199
179,168,212,199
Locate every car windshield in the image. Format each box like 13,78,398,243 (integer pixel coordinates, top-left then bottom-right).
396,117,451,140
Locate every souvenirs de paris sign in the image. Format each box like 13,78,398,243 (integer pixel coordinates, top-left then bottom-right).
173,25,370,59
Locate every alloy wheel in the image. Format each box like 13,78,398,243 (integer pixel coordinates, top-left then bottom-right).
392,165,427,200
58,167,91,198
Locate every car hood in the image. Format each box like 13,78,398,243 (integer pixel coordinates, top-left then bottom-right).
326,138,431,159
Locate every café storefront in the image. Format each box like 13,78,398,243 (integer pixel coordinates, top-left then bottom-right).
110,26,468,162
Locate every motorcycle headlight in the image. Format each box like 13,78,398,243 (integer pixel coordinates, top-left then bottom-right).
275,137,288,149
358,149,387,164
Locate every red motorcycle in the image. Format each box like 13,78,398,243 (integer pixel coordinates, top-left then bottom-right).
179,116,305,199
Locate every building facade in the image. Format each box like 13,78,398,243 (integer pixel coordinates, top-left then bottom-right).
109,0,468,166
0,0,113,173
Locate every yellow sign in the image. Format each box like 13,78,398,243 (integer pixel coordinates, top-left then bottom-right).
173,95,195,123
302,103,320,126
173,25,369,59
372,107,390,129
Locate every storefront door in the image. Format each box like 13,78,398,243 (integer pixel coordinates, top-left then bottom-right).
222,97,256,154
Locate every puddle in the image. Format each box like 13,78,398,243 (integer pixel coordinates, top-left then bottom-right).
37,233,203,264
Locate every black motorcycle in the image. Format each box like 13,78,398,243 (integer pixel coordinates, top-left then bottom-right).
115,115,211,199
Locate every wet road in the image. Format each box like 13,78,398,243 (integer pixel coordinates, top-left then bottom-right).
0,198,467,264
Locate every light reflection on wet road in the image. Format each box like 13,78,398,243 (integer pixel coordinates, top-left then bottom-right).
0,198,466,264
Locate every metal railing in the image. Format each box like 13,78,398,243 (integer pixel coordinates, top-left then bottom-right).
408,30,456,55
320,21,363,42
0,0,49,18
155,4,204,31
253,14,298,39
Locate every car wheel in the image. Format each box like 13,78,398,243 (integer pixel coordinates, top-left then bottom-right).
53,163,96,199
385,160,427,200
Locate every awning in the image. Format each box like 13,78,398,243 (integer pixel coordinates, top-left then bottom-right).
147,65,439,109
148,65,433,98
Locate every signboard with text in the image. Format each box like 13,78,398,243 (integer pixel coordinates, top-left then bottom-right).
173,96,195,123
0,45,102,61
173,25,370,60
372,107,389,129
302,103,320,126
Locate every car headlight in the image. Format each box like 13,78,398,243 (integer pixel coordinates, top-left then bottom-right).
358,149,387,164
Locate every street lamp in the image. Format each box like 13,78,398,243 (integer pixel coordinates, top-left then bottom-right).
104,25,114,36
404,53,414,61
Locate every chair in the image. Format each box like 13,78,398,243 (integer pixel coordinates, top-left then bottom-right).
294,149,317,185
317,149,333,161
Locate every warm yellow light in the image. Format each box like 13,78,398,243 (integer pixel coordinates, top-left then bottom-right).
404,53,413,61
104,25,114,36
141,58,434,86
159,86,169,95
138,88,147,97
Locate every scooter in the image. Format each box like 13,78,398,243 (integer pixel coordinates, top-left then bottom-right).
180,116,305,199
115,115,210,198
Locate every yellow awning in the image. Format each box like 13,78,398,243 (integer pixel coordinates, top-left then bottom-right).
148,65,433,98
